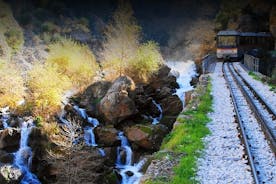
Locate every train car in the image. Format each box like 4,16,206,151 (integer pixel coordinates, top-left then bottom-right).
216,30,240,60
216,31,274,61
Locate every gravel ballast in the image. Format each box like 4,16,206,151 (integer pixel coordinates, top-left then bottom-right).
196,62,253,184
234,62,276,110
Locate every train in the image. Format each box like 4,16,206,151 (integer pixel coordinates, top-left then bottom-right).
216,30,274,61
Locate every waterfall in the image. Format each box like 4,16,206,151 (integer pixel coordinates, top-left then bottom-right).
73,105,105,156
14,120,41,184
116,132,145,184
1,107,10,129
84,126,97,147
151,100,163,125
166,60,197,105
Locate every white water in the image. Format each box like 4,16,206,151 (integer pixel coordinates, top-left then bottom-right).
116,132,145,184
1,106,10,129
14,120,41,184
166,60,197,105
73,105,105,156
151,100,162,125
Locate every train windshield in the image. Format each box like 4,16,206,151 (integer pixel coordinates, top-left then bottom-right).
217,36,237,47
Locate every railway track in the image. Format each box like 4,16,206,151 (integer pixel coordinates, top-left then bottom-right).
223,62,276,184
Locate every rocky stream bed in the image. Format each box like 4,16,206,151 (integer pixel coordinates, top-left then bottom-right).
0,62,197,184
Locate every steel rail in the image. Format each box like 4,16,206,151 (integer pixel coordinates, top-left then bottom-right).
222,62,260,184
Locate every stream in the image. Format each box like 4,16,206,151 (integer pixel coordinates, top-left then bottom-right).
0,107,41,184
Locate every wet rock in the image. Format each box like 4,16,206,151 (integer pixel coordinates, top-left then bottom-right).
160,95,183,129
94,127,119,146
0,128,20,152
125,124,168,151
190,76,199,86
98,76,137,124
156,87,173,99
0,164,23,184
135,96,160,117
149,65,179,90
0,150,13,164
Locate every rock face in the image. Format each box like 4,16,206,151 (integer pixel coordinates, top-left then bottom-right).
0,128,20,152
125,124,168,151
98,76,137,124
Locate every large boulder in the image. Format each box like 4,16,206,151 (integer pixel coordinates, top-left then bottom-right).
125,124,168,151
0,164,23,184
160,95,183,129
98,76,137,124
149,65,179,90
94,127,119,147
0,128,20,152
79,81,112,117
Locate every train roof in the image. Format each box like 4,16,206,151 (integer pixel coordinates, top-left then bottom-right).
240,32,272,37
217,30,273,37
217,30,240,36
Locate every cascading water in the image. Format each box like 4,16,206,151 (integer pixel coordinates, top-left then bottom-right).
73,105,105,156
166,60,197,105
14,120,41,184
0,107,10,129
151,100,162,125
116,132,145,184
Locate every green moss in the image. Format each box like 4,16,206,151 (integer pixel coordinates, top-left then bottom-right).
136,124,153,134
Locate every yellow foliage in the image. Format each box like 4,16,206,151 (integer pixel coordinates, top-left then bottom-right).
47,38,98,89
27,63,71,117
127,41,164,82
0,62,25,108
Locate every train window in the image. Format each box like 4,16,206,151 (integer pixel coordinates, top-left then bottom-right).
217,36,237,47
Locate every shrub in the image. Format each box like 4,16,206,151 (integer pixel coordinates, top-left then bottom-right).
47,38,98,89
27,63,71,117
0,62,25,108
270,67,276,85
127,41,164,82
4,29,23,52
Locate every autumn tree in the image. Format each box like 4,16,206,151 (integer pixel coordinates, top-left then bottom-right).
102,0,141,79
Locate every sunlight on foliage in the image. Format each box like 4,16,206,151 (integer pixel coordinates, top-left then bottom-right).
102,0,141,79
27,63,71,117
47,38,98,89
127,41,164,82
0,62,25,108
102,1,163,82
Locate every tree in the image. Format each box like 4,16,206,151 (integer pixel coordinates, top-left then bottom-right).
102,0,141,80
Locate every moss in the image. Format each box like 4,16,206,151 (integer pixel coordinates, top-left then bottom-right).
136,124,153,135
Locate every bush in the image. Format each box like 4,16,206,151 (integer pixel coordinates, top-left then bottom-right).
270,67,276,85
47,38,98,89
127,41,164,82
0,62,25,108
27,63,71,117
